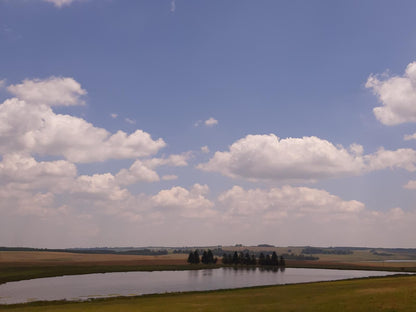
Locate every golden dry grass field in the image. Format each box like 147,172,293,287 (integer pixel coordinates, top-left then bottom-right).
0,251,188,266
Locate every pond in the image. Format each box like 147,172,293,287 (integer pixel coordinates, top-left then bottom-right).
0,267,402,304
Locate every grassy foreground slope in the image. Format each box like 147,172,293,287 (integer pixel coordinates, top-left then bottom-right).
1,275,416,312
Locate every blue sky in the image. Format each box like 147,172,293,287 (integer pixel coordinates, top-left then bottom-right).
1,0,416,248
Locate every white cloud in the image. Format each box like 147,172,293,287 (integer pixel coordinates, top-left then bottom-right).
115,160,160,185
198,134,416,182
194,117,218,127
110,113,118,119
115,153,190,185
366,61,416,125
205,117,218,127
198,134,365,181
143,153,191,168
0,153,76,191
201,146,210,153
151,184,216,218
72,173,129,201
43,0,80,8
364,147,416,172
8,77,86,106
0,78,166,163
404,180,416,190
218,185,364,219
404,133,416,141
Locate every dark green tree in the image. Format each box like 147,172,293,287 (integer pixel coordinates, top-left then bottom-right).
232,251,239,265
265,254,271,265
187,251,195,264
207,249,214,264
259,253,266,265
194,250,200,264
201,250,208,264
271,252,279,266
244,252,251,265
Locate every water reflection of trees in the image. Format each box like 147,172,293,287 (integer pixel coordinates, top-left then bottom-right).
221,266,285,273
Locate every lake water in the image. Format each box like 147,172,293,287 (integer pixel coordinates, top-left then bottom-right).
0,267,402,304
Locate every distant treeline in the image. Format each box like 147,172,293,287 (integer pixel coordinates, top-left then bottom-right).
371,250,393,256
301,247,353,255
281,253,319,261
0,247,168,256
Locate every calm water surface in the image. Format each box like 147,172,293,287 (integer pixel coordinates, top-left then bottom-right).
0,267,401,304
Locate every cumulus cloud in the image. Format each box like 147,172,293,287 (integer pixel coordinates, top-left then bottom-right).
404,133,416,141
0,77,166,162
151,184,216,218
364,147,416,172
218,185,364,219
115,160,160,185
43,0,80,8
198,134,416,182
0,153,76,191
8,77,86,106
201,145,210,153
72,173,129,201
194,117,218,127
110,113,118,119
115,153,190,185
198,134,364,181
205,117,218,126
404,180,416,190
366,61,416,125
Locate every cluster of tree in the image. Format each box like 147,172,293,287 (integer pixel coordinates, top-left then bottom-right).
187,249,218,264
222,252,257,265
221,251,285,266
301,247,353,255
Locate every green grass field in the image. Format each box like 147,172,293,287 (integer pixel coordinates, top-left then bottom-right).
1,275,416,311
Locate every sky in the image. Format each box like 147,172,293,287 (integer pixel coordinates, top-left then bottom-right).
1,0,416,248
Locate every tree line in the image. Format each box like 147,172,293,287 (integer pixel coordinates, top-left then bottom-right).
187,249,285,266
